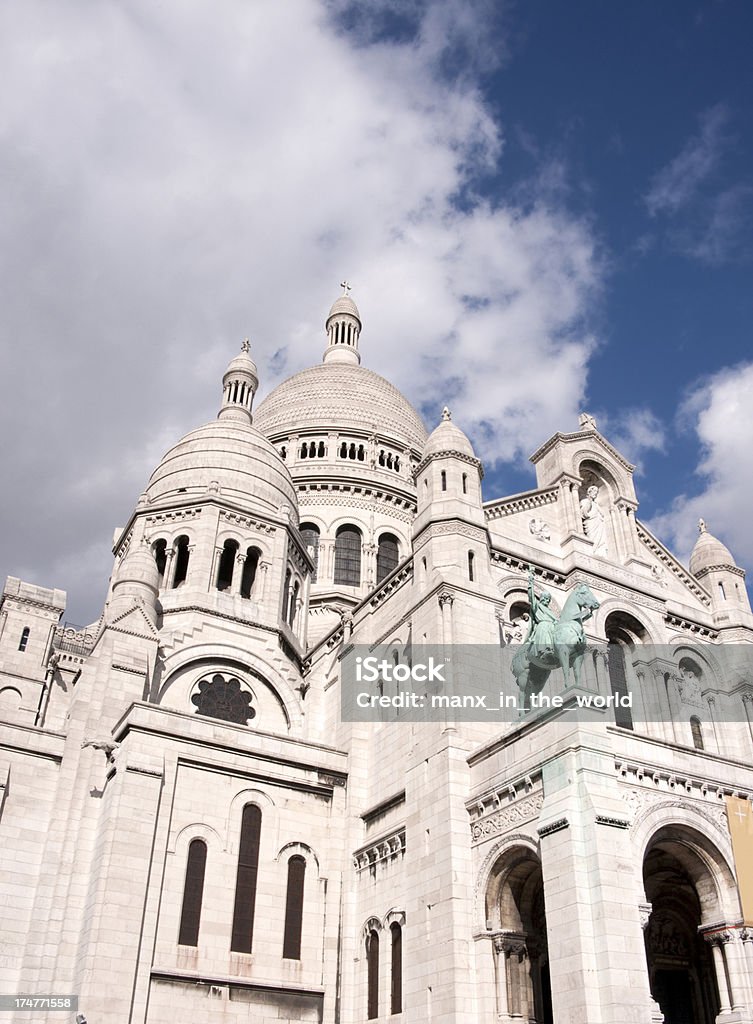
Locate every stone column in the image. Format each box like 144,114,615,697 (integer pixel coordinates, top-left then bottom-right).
705,931,733,1013
162,546,176,589
234,551,246,596
741,929,753,1006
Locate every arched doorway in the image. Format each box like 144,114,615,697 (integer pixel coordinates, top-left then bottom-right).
486,846,553,1024
643,828,721,1024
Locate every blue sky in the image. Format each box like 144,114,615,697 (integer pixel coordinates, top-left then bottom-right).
0,0,752,622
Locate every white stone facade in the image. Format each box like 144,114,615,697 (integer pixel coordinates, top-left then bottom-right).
1,291,753,1024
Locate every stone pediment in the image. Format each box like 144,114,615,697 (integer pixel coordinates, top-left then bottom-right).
635,520,711,608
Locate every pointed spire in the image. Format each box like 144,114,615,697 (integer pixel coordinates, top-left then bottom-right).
218,339,259,424
323,284,362,365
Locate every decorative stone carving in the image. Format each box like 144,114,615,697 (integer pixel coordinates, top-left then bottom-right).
470,793,544,844
528,517,551,542
580,483,608,556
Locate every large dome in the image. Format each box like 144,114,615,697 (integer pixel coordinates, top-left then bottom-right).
254,362,428,449
145,419,298,523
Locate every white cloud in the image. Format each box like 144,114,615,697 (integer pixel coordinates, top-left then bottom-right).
0,0,603,621
598,408,666,472
644,103,729,217
649,362,753,567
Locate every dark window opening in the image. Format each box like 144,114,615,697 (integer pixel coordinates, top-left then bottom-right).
178,839,207,946
18,626,30,653
217,539,239,591
191,673,256,725
240,547,260,599
607,641,634,730
282,855,306,959
289,580,300,627
153,538,167,580
366,929,379,1019
231,805,262,953
334,525,362,586
172,536,190,588
390,922,402,1014
690,716,704,750
462,473,467,494
441,470,447,491
377,534,399,584
300,524,320,582
468,551,475,582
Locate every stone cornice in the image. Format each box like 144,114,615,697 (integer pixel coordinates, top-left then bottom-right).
636,520,712,606
529,428,636,473
484,487,559,520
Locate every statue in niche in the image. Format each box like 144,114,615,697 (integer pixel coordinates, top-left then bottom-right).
580,484,608,556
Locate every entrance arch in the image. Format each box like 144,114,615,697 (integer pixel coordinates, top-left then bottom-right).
643,825,728,1023
485,845,553,1024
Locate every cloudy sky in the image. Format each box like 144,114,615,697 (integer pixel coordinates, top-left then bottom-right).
1,0,752,623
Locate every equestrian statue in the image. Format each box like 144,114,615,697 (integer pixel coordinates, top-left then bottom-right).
511,568,600,708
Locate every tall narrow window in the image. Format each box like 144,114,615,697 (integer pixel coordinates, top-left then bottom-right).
441,470,447,491
216,539,239,591
334,525,362,586
283,568,292,620
282,855,306,959
231,804,262,953
300,523,320,582
240,547,260,598
462,473,467,494
390,922,402,1014
607,641,633,730
153,538,167,581
690,716,704,750
468,551,475,582
366,929,379,1019
289,581,300,627
178,839,207,946
172,536,190,588
377,534,399,584
18,627,30,652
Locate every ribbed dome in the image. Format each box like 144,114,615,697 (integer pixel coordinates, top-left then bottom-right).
145,419,298,523
254,363,428,449
423,409,476,459
689,525,736,576
327,295,361,321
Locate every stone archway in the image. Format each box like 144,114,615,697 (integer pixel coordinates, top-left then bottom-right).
486,846,553,1024
643,828,722,1024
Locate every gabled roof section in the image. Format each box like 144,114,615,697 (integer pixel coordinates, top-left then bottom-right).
529,427,636,475
636,519,712,608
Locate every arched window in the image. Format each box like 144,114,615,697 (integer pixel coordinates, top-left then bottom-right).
172,536,190,588
718,581,726,600
178,839,207,946
217,539,239,591
366,929,379,1020
390,921,402,1014
690,716,704,750
462,472,467,494
334,525,362,586
377,534,399,584
153,538,167,581
441,469,447,491
282,855,306,959
468,550,475,582
231,805,262,953
300,523,320,582
18,626,30,652
240,547,260,599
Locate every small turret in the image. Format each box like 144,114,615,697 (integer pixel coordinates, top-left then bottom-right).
690,519,752,626
322,282,361,366
218,339,259,424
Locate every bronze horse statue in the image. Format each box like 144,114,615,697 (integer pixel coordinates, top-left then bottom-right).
511,577,600,709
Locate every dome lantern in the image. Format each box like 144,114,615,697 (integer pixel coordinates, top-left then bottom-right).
323,281,362,366
218,338,259,424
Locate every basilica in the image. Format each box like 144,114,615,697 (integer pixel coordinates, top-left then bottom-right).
1,290,753,1024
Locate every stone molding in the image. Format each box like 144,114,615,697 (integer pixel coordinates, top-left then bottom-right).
537,817,569,838
484,487,559,520
353,826,406,873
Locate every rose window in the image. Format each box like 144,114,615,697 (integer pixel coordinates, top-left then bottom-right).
191,673,256,725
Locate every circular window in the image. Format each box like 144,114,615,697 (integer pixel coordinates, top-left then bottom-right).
191,673,256,725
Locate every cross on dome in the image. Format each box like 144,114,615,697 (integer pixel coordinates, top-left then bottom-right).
698,518,707,534
241,338,251,354
340,280,352,295
442,407,452,421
